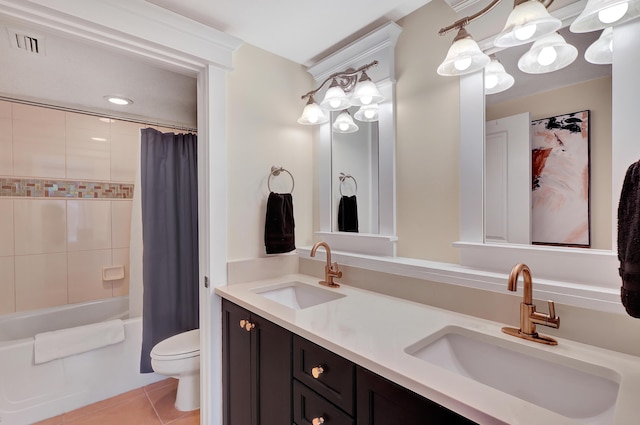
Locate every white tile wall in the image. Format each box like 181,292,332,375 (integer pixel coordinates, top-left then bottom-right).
12,103,66,178
67,200,112,252
0,200,13,257
112,247,130,297
0,101,12,175
112,201,133,249
66,112,111,180
0,256,15,315
67,249,113,303
15,252,68,311
14,199,67,255
0,101,188,313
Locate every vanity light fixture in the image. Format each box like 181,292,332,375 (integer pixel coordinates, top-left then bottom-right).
584,27,614,64
332,110,359,133
104,95,133,106
297,60,383,132
494,0,562,47
437,27,490,76
518,32,578,73
484,56,515,94
570,0,640,32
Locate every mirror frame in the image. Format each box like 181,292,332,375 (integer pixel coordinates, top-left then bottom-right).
309,22,401,256
457,7,640,291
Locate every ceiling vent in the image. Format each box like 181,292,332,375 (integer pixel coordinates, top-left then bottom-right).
7,28,46,55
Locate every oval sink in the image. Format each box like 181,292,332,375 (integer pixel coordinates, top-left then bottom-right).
405,326,620,425
253,281,345,310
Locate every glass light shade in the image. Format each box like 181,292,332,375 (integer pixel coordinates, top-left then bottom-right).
320,80,351,111
351,72,384,106
354,104,379,122
484,58,515,94
570,0,640,32
437,28,490,76
517,32,578,74
332,110,359,133
297,97,329,125
494,0,562,47
585,27,614,64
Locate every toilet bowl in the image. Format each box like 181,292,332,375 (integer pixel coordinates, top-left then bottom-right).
151,328,200,411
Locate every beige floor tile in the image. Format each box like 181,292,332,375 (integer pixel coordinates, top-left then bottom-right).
63,387,145,423
144,377,178,394
65,393,161,425
165,410,200,425
146,379,192,424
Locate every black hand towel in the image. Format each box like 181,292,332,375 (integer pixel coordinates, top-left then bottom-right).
338,195,359,233
265,192,295,254
618,160,640,318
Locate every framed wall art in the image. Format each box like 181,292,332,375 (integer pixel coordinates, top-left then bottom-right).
531,110,590,247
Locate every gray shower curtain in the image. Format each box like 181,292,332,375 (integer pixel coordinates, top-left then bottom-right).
140,128,199,373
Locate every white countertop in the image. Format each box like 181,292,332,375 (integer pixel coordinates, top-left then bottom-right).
215,274,640,425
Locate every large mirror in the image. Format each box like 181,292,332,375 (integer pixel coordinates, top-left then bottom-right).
311,22,400,256
331,106,379,234
484,25,612,250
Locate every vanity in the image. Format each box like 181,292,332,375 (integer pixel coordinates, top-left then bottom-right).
216,275,640,425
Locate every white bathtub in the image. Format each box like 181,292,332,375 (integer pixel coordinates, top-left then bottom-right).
0,297,163,425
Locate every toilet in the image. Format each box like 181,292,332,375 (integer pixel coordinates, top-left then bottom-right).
150,329,200,411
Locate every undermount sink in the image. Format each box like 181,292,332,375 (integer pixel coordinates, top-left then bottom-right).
253,281,345,310
405,326,620,425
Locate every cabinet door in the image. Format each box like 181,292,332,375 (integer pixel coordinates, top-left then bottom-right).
356,367,477,425
222,300,254,425
254,314,292,425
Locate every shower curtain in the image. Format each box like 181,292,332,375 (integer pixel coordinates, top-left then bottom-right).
139,128,199,373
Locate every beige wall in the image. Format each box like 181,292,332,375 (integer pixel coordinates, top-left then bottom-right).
487,76,613,249
226,44,315,261
394,0,461,263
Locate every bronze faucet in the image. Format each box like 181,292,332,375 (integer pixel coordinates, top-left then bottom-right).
502,263,560,345
310,241,342,288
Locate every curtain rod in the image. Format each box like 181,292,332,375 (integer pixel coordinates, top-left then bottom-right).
0,95,198,133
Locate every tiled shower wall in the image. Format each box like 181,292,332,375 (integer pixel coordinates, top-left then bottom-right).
0,100,176,315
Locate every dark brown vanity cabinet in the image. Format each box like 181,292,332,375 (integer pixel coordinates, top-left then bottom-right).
222,300,477,425
357,367,477,425
222,300,292,425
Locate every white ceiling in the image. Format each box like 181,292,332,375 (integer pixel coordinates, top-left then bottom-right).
144,0,432,66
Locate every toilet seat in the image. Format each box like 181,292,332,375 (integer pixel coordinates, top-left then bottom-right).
151,329,200,360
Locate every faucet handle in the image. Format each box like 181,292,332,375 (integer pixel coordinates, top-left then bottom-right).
331,262,343,278
547,300,556,319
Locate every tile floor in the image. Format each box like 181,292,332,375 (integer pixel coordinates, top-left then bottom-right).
33,378,199,425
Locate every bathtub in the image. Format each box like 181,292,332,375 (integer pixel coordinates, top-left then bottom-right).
0,297,163,425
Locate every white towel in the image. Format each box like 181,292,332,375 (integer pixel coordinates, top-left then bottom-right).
34,319,125,364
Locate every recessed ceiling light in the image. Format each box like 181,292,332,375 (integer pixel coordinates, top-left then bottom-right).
104,95,133,106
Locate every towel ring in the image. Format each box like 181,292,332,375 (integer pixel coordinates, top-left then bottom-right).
339,173,358,196
268,166,295,193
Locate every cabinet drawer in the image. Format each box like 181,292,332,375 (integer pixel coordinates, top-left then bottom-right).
293,380,355,425
293,335,355,414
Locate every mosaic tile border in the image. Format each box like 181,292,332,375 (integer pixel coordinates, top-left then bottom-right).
0,178,133,199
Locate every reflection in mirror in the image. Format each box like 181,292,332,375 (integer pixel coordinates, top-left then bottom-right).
331,106,379,234
484,25,612,250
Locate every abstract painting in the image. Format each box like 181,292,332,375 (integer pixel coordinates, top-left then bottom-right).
531,110,590,247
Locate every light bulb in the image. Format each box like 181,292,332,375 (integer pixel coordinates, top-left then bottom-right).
360,95,373,105
454,57,472,71
330,99,341,109
537,46,557,66
514,24,537,41
485,74,499,89
308,114,319,124
339,122,349,132
598,2,628,23
364,109,376,120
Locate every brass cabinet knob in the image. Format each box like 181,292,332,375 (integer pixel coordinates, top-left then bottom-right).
312,417,325,425
239,319,255,332
311,365,324,379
